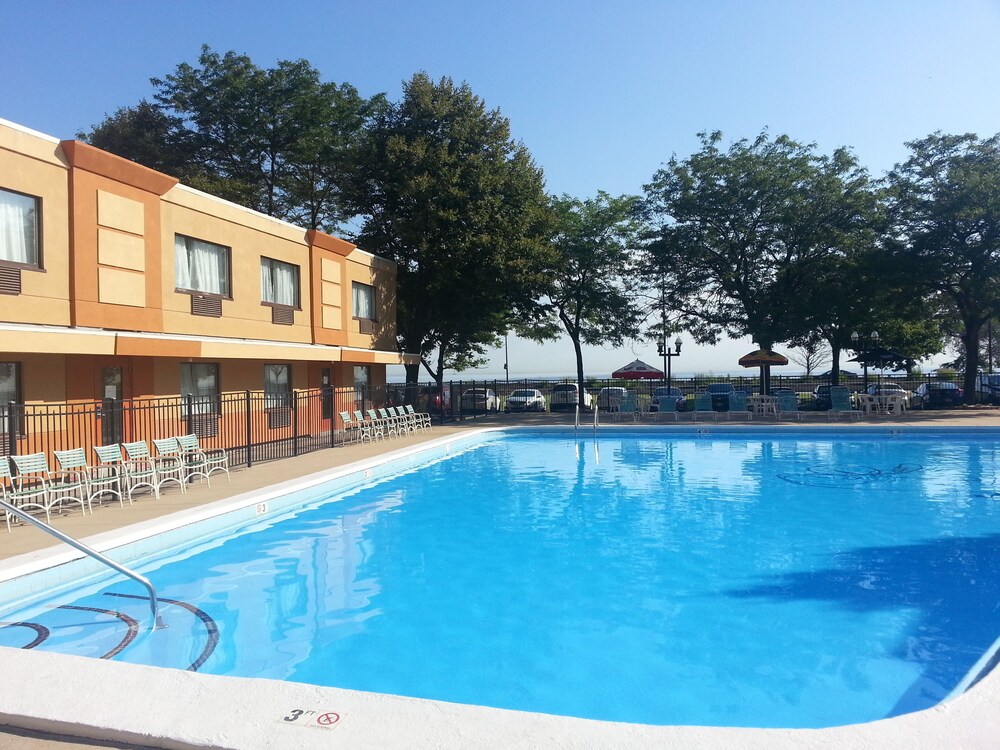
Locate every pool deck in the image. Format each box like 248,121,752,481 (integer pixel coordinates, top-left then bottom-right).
3,408,1000,748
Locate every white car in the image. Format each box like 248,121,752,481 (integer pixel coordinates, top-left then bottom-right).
504,388,546,412
550,383,593,411
460,388,498,413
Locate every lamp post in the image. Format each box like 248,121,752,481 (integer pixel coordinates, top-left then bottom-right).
851,330,879,391
503,333,509,389
657,336,683,392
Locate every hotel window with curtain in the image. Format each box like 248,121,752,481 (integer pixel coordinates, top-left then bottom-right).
261,257,300,325
180,362,220,416
175,235,231,297
352,281,375,333
0,189,41,284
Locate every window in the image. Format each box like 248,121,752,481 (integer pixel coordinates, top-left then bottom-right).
175,235,231,297
260,257,300,308
353,365,370,412
264,364,291,409
180,363,220,415
352,282,375,320
0,188,40,268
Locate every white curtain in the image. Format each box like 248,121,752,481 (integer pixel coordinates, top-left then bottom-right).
176,236,227,295
0,190,37,264
352,282,374,319
261,259,298,306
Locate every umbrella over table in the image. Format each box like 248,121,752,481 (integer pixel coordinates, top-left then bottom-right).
612,359,665,380
738,349,789,394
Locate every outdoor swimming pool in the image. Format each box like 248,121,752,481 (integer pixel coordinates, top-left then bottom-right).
2,428,1000,729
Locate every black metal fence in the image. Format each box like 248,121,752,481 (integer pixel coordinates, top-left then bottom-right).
0,371,978,469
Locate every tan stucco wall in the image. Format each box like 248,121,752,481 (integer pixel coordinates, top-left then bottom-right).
0,122,72,326
159,187,314,344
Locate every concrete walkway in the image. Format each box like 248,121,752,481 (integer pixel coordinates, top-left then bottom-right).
2,408,1000,748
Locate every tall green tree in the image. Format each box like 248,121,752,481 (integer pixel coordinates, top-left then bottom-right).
345,73,550,384
81,46,379,232
642,131,879,388
519,192,643,405
887,132,1000,402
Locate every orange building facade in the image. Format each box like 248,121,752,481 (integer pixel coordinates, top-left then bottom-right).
0,117,415,415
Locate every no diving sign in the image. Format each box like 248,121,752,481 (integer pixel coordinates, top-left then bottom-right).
282,708,342,730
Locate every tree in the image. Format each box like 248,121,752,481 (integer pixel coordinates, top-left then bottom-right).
887,132,1000,402
81,46,379,232
787,342,831,376
80,100,199,180
642,131,880,390
519,193,643,406
345,73,551,384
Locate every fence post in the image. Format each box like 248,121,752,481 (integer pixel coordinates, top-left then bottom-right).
244,390,253,468
7,401,17,457
292,391,300,457
185,394,194,435
329,386,337,449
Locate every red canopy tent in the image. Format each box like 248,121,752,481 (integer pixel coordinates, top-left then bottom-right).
612,359,665,380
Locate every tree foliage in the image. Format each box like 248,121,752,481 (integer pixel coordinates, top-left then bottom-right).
519,192,643,403
344,73,551,383
82,46,380,232
642,131,879,355
887,132,1000,401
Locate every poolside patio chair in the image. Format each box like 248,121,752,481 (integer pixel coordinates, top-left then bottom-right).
775,391,802,421
94,443,159,503
354,410,380,442
177,434,230,482
388,406,413,435
125,440,185,494
54,446,126,509
828,387,862,421
726,391,753,421
0,456,50,528
10,452,89,518
372,409,397,438
693,392,719,421
339,411,360,443
615,392,640,422
653,396,680,422
855,393,878,417
154,437,210,488
405,404,432,430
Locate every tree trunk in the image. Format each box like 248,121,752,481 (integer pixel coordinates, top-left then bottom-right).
404,362,421,384
830,343,841,387
571,334,586,408
962,321,982,404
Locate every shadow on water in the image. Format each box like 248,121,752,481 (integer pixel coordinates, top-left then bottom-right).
730,533,1000,716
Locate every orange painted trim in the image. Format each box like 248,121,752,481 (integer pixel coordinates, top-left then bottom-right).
116,336,202,358
60,140,178,196
306,229,355,257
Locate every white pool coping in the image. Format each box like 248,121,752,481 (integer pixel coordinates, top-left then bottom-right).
1,426,1000,749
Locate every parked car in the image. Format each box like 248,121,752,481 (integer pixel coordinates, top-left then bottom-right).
811,385,833,411
976,373,1000,404
461,388,499,413
649,386,686,413
550,382,593,411
505,388,546,413
596,386,628,411
705,383,736,411
419,385,452,412
866,383,912,408
913,382,963,409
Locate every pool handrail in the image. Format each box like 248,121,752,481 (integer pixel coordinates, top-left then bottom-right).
0,497,165,630
593,401,599,430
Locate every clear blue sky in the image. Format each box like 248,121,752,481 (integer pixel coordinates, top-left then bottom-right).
3,0,998,378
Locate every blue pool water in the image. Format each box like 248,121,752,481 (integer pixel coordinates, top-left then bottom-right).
3,430,1000,728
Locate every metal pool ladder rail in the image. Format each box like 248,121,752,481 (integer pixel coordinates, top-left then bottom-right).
0,498,166,630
